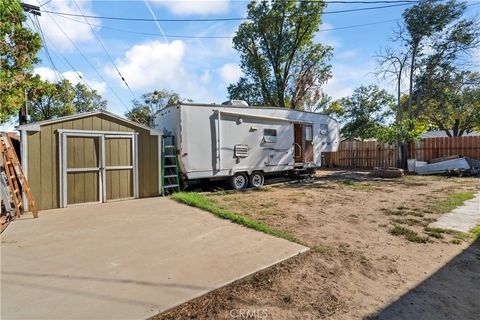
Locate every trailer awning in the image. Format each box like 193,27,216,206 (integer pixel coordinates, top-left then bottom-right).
218,110,313,124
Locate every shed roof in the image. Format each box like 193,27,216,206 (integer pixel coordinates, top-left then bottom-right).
17,110,160,135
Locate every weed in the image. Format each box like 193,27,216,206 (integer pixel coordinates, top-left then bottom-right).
171,192,298,243
338,243,351,254
471,226,480,239
397,205,408,210
429,192,475,215
313,244,330,254
392,218,421,226
450,239,462,245
360,255,370,265
338,180,370,190
408,211,425,217
390,225,429,243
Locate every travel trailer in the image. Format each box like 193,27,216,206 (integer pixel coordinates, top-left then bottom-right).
154,101,340,189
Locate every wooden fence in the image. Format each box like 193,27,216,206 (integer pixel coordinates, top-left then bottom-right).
323,136,480,168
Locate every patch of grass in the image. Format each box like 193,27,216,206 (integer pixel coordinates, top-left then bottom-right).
338,243,351,254
381,208,406,216
390,225,429,243
430,191,475,215
450,239,462,244
360,255,370,265
312,244,330,254
392,218,421,226
338,180,370,190
171,192,298,243
471,226,480,239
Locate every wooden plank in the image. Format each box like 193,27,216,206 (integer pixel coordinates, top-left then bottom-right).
27,132,42,210
40,126,53,209
50,123,62,208
150,136,158,195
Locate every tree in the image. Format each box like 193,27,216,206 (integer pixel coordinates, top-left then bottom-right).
330,85,395,140
228,0,332,109
125,90,183,127
419,71,480,136
28,79,107,122
73,83,107,113
0,0,41,123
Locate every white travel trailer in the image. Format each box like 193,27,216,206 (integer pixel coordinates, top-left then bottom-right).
154,101,339,189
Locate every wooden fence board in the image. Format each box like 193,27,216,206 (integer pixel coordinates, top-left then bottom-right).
323,136,480,168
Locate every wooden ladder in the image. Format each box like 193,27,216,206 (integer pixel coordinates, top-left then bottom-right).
0,133,38,218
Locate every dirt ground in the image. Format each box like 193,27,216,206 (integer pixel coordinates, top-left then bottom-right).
158,170,479,320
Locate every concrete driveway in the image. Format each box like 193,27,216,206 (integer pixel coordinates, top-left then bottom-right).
1,197,307,320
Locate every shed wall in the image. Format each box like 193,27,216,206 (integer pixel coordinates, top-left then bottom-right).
26,113,159,210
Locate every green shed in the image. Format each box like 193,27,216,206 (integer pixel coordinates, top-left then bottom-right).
17,110,161,210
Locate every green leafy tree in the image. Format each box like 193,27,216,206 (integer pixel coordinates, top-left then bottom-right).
73,83,107,113
125,90,183,127
419,71,480,136
331,85,395,140
0,0,41,123
228,0,332,109
28,79,107,122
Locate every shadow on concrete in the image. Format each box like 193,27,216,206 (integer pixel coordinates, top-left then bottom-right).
366,237,480,320
3,271,209,290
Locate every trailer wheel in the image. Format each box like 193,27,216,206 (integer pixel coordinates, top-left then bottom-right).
230,172,248,190
249,172,264,188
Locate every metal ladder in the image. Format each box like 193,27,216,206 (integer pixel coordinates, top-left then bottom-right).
161,135,180,196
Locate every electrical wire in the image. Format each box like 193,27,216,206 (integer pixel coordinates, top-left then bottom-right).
41,10,131,110
71,0,137,101
54,13,401,38
42,2,416,22
29,15,64,82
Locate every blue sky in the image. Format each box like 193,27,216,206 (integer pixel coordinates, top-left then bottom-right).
5,0,479,129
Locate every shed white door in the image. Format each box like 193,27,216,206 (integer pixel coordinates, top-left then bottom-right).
59,131,138,207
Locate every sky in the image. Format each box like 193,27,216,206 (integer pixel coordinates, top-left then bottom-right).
3,0,480,130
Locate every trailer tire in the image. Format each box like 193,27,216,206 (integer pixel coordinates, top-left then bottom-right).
230,172,248,190
248,171,264,188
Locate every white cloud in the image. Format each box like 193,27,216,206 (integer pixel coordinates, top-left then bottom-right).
152,0,230,15
34,67,107,94
105,40,212,101
105,40,186,89
315,23,342,48
322,63,374,100
336,50,357,59
219,63,243,84
33,0,99,52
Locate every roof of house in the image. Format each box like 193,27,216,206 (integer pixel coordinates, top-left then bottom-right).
420,130,480,138
16,110,160,135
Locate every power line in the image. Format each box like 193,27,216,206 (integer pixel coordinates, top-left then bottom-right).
41,10,130,110
29,15,64,82
56,13,400,38
31,16,96,92
71,0,137,101
42,2,416,22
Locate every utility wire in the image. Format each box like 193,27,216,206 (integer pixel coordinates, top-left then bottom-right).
31,16,97,92
56,13,400,38
29,15,64,82
42,2,416,22
71,0,137,101
42,10,130,110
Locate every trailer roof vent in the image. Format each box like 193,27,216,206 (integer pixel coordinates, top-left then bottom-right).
222,100,249,107
234,144,249,158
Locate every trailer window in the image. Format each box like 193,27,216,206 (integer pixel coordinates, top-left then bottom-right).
305,126,313,141
263,129,277,143
264,129,277,137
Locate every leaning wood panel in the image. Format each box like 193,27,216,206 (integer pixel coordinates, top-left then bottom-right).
40,126,53,209
27,132,42,210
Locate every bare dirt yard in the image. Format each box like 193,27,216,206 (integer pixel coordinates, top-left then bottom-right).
158,170,479,320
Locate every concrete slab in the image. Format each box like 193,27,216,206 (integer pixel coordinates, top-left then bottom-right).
1,198,307,320
429,192,480,233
